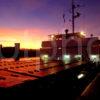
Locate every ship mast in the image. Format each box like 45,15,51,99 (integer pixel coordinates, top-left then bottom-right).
71,0,81,34
72,0,75,34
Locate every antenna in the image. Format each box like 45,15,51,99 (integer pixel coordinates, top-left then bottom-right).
71,0,81,34
72,0,75,34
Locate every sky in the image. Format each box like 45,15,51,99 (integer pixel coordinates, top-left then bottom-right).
0,0,100,49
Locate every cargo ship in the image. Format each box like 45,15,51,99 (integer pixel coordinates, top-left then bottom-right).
40,0,100,64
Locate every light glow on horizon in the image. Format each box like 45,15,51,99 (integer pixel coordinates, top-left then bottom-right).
0,36,41,49
0,40,41,49
0,28,48,49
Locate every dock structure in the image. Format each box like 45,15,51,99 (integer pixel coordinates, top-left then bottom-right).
0,43,20,61
0,43,38,61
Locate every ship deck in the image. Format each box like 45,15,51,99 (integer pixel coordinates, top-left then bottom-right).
0,59,84,88
0,58,99,99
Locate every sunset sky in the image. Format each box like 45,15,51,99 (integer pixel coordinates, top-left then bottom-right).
0,0,100,49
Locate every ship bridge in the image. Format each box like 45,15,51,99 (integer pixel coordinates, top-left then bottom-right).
48,30,86,41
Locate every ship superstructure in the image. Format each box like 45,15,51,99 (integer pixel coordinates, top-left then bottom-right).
40,30,100,64
40,0,100,64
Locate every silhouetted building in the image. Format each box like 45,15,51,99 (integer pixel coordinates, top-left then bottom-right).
0,43,20,60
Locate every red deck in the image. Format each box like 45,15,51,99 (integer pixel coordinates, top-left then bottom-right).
0,59,83,88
